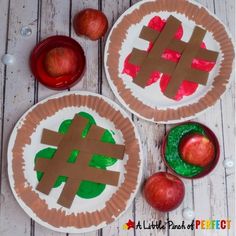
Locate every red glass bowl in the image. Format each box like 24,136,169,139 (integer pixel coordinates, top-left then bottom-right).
161,122,220,179
30,35,86,90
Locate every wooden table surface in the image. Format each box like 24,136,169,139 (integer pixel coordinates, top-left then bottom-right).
0,0,234,236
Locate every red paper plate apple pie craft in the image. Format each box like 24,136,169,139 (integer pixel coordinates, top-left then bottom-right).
30,35,86,90
105,0,235,123
125,15,218,100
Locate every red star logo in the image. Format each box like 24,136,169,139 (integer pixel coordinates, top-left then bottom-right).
126,219,135,229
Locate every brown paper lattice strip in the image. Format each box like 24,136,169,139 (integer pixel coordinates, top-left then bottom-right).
35,115,125,208
41,129,125,158
129,15,219,99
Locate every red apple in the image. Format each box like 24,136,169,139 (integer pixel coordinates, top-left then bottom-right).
44,47,78,77
179,133,215,167
73,8,108,41
143,172,185,212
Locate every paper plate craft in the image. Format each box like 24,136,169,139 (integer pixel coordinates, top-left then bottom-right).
104,0,235,123
8,92,142,233
161,122,220,178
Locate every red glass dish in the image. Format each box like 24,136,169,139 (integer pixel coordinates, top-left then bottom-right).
30,35,86,90
161,122,220,179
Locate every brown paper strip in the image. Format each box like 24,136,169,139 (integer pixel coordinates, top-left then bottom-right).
35,159,120,186
57,177,82,208
41,121,105,147
41,129,125,159
129,48,147,65
168,40,219,61
41,129,63,146
164,26,208,97
168,39,186,53
196,48,219,61
132,15,181,87
139,26,159,42
187,68,208,84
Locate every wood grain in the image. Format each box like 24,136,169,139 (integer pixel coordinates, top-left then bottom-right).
214,0,235,235
70,0,99,94
0,0,38,235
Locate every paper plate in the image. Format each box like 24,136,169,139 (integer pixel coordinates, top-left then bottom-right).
104,0,235,123
8,92,143,233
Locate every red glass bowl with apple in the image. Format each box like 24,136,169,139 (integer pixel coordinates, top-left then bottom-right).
161,122,220,179
30,35,86,90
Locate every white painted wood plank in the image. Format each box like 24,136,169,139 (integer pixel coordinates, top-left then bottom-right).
167,170,194,236
37,0,71,101
101,1,135,236
134,119,168,236
101,0,130,100
213,1,235,235
0,0,9,163
0,1,9,233
0,0,38,235
192,1,230,235
70,0,99,94
195,0,234,233
194,104,228,236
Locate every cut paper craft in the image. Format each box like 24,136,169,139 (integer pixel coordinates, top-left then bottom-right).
128,15,219,99
35,115,125,208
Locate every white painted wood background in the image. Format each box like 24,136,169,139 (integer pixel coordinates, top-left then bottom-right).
0,0,234,236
